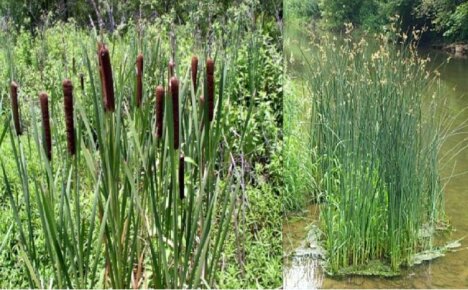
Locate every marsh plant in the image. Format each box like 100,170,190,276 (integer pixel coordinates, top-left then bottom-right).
0,17,263,288
306,24,459,275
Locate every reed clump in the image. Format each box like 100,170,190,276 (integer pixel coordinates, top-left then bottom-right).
308,30,447,275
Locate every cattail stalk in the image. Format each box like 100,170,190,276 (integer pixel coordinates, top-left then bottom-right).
72,57,76,74
155,85,165,139
99,44,115,112
191,56,198,90
39,92,52,160
168,59,175,85
10,81,22,135
179,154,185,199
170,77,179,149
63,79,76,156
136,53,144,107
206,58,215,122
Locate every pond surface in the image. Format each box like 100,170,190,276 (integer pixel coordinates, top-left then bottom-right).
284,24,468,289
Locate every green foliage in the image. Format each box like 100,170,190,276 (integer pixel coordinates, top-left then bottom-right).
0,4,282,287
318,0,365,30
304,29,449,274
285,0,468,42
443,2,468,40
285,0,320,19
216,181,282,289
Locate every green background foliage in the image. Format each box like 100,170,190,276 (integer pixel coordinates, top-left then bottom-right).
286,0,468,43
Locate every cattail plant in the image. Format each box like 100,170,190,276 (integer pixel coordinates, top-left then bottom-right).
206,58,215,122
191,56,198,90
98,44,115,112
10,81,22,135
39,92,52,160
2,22,253,290
170,77,179,149
63,79,76,156
136,53,143,107
155,85,164,139
179,154,184,199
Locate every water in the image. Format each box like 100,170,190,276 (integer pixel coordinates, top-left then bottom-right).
284,25,468,288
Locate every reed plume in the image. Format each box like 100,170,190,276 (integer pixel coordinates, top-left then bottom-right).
10,81,22,135
179,154,185,199
206,58,215,122
39,92,52,160
136,53,144,107
63,79,76,156
170,77,179,149
191,56,198,90
155,85,165,139
99,44,115,112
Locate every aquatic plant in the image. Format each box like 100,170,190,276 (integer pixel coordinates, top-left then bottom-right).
2,24,256,288
307,28,450,275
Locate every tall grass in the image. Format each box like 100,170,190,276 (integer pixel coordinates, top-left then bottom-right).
0,17,261,288
306,26,453,275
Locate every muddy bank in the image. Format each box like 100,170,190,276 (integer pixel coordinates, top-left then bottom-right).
432,43,468,58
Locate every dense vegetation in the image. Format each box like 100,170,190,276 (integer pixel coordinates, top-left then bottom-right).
285,0,468,43
284,12,461,278
0,1,282,288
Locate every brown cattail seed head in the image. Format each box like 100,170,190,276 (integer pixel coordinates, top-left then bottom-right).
170,77,179,149
179,154,185,199
97,43,106,108
99,45,115,112
39,92,52,160
191,56,198,90
206,58,215,122
136,53,144,108
10,81,22,135
79,73,85,91
63,79,76,156
155,85,165,139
